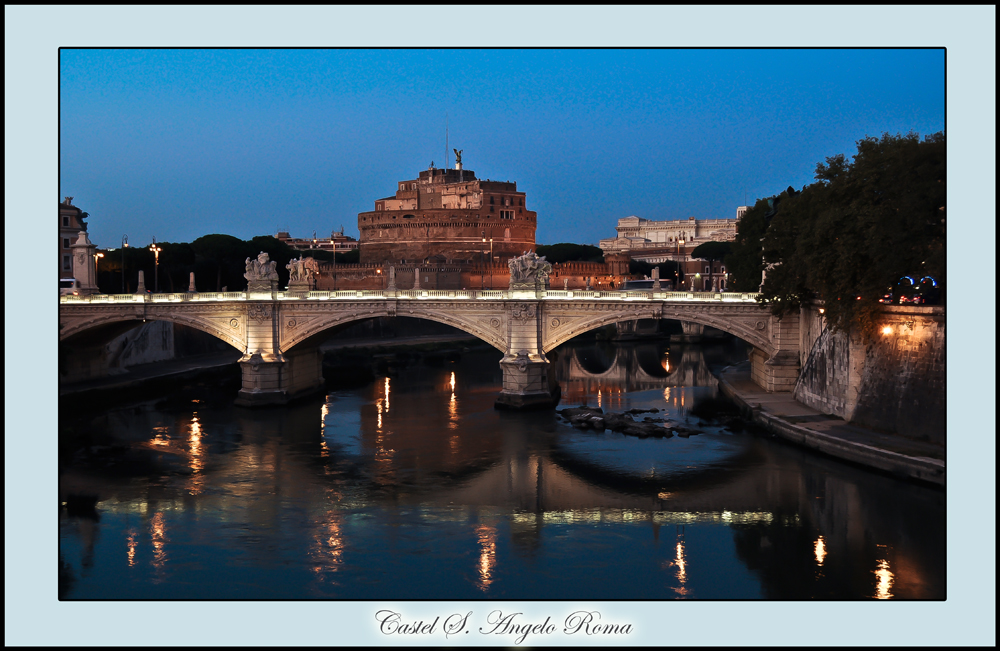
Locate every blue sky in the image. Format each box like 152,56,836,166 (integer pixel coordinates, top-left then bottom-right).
60,48,944,248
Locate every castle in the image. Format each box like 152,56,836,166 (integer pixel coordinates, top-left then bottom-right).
357,158,536,265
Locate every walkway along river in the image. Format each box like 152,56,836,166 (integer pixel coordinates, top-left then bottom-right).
58,336,944,600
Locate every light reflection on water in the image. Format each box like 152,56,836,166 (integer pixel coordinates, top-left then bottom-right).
58,339,944,600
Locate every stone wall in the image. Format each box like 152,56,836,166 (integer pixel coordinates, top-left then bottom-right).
794,327,852,417
851,307,945,443
793,305,944,442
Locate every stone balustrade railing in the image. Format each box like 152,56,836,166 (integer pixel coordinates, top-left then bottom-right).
61,289,761,304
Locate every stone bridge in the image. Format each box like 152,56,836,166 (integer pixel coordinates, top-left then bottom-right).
59,287,800,407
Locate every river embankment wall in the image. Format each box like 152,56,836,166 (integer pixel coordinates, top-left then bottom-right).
793,304,944,443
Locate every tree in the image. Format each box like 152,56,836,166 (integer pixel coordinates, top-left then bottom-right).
535,243,604,264
690,241,733,290
191,234,248,291
727,199,770,292
743,131,945,337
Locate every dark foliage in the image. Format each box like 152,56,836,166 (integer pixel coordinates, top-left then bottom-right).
535,243,604,264
726,131,945,337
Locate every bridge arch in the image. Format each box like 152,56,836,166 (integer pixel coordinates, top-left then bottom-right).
59,308,246,352
277,303,508,353
542,306,774,357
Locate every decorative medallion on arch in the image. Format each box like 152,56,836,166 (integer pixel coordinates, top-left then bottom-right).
248,304,271,323
511,303,536,322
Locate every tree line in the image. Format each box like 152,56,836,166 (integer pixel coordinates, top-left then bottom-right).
726,131,945,336
94,234,359,294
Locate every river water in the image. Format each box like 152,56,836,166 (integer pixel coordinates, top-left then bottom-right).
58,337,945,600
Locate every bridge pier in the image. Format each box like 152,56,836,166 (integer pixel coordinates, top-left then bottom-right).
495,298,561,409
748,313,801,392
672,321,705,343
235,346,325,407
234,295,325,407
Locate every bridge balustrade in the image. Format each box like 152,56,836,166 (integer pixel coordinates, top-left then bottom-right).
60,290,761,304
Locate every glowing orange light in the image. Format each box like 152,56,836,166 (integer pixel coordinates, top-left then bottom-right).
814,536,827,565
881,325,893,335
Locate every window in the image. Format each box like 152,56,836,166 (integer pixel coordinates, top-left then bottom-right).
518,199,522,206
62,216,69,227
500,210,513,219
63,255,71,269
705,266,710,274
63,238,70,249
490,196,494,205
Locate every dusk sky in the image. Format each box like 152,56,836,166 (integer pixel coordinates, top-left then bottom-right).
60,48,944,249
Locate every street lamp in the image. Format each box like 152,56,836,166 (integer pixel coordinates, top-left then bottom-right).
481,231,486,289
677,239,685,288
121,235,128,293
150,238,162,293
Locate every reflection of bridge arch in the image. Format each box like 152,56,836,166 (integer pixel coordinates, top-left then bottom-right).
560,344,716,390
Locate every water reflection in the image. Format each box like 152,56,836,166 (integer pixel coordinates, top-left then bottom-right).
815,535,827,566
874,545,894,599
475,523,498,591
58,338,944,600
671,528,690,597
150,511,167,579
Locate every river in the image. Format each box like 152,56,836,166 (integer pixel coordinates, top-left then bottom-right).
58,336,944,600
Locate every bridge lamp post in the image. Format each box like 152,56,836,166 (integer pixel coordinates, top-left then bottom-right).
677,239,685,288
481,231,486,289
150,239,162,294
121,235,128,293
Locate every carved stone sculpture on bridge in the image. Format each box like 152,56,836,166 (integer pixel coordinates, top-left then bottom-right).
508,251,552,290
245,251,279,291
285,256,319,291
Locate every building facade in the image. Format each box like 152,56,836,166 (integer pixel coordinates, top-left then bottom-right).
598,207,747,255
598,207,749,291
275,228,359,255
357,160,537,264
59,197,88,279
